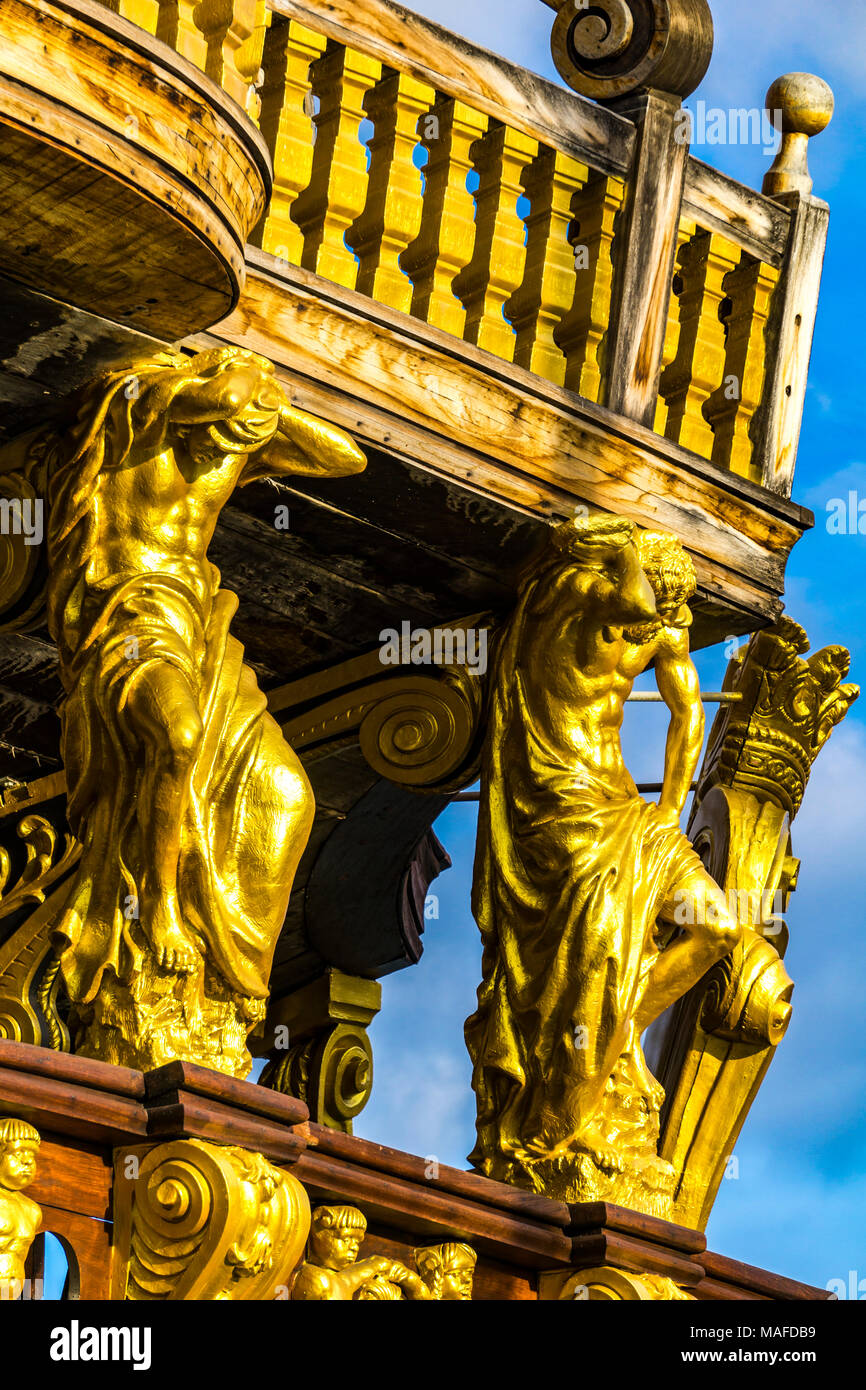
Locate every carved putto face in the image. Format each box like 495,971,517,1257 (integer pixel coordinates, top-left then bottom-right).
415,1242,477,1300
310,1208,367,1270
440,1256,476,1301
0,1140,39,1192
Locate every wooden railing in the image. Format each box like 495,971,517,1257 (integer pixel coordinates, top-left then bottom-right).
95,0,826,497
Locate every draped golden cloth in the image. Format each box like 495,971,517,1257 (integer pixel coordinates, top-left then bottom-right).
465,571,703,1179
37,351,335,1073
52,570,299,1012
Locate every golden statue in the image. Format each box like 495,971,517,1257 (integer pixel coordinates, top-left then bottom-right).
466,516,743,1214
292,1205,431,1300
414,1243,477,1300
0,1117,42,1300
38,347,366,1076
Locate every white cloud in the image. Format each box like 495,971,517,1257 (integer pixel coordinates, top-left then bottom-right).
801,460,866,511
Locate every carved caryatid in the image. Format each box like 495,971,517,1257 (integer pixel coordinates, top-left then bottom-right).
649,616,858,1228
0,1117,42,1300
466,515,743,1217
117,1139,310,1301
5,347,365,1077
291,1204,431,1301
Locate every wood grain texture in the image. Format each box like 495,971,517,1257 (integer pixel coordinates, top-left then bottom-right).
38,1204,113,1299
695,1249,832,1302
604,92,690,427
753,193,830,496
0,0,271,337
683,159,792,267
27,1134,112,1221
269,0,635,178
210,254,811,624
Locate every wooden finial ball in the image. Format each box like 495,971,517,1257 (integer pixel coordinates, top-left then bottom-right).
766,73,834,138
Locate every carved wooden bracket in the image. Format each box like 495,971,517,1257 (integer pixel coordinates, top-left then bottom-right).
647,616,858,1229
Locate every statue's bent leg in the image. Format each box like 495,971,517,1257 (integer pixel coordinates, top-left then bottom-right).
125,662,204,973
635,865,742,1033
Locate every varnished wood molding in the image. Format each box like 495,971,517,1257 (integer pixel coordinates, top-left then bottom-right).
0,0,272,337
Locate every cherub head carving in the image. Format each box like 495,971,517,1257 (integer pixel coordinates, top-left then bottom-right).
413,1243,477,1301
0,1118,40,1193
308,1205,367,1271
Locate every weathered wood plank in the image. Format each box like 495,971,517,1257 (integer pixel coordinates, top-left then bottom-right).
682,159,792,267
752,193,830,496
205,253,811,622
0,0,271,337
269,0,635,178
604,92,690,428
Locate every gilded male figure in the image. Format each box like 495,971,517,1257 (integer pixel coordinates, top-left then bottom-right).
42,347,365,1074
0,1118,42,1299
466,515,742,1204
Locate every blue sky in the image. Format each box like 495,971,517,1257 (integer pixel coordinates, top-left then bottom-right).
356,0,866,1292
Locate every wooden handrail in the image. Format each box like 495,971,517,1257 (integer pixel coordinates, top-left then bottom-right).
269,0,635,178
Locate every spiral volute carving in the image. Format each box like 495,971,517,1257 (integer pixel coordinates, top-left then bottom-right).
549,0,714,102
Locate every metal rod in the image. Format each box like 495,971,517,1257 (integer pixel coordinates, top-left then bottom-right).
451,782,698,802
626,692,740,703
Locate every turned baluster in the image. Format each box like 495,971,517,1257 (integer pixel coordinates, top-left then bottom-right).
506,148,589,387
555,173,626,403
193,0,269,117
255,18,327,263
653,217,697,435
401,97,489,337
659,228,741,459
291,44,383,290
346,70,436,313
706,257,780,480
453,123,539,362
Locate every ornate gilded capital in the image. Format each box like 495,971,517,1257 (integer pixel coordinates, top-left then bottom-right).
696,615,859,821
115,1139,310,1301
0,1116,42,1301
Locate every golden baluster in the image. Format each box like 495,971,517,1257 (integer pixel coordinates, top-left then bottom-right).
653,217,698,434
346,70,436,313
291,44,383,291
255,18,328,263
102,0,161,33
234,0,271,123
155,1,210,75
506,148,589,387
659,229,741,459
453,123,539,362
195,0,265,113
553,174,625,403
705,257,781,480
401,97,489,337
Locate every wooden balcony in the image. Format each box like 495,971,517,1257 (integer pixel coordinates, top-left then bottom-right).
0,0,829,829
